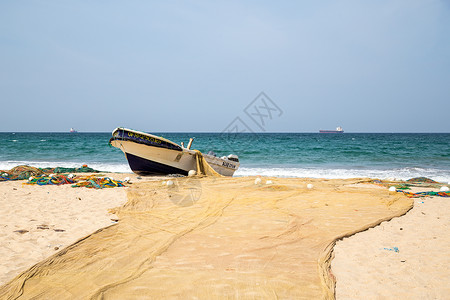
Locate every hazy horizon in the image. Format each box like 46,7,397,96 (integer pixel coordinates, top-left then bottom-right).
1,130,449,134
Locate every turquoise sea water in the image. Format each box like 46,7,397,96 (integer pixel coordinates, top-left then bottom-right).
0,132,449,182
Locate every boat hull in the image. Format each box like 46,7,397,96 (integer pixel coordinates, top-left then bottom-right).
110,139,197,175
203,154,239,176
125,152,189,176
110,128,239,176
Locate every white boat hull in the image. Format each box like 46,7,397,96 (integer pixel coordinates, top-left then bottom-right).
109,128,239,176
202,154,239,176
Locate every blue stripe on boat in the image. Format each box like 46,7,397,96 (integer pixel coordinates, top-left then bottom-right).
125,153,188,176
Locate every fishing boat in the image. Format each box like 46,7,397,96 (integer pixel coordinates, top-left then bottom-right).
109,127,240,176
319,126,344,133
70,128,78,133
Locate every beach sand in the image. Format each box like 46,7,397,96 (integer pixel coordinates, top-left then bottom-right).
332,187,450,299
0,176,446,299
0,173,159,286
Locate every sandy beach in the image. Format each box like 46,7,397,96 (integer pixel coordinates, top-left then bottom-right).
332,188,450,299
2,0,448,297
0,176,448,299
0,173,157,287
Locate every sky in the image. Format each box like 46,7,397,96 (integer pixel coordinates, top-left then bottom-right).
1,0,449,132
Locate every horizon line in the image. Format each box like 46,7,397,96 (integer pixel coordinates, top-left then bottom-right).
1,131,449,134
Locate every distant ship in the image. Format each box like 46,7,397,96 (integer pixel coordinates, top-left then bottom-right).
70,128,78,133
319,126,344,133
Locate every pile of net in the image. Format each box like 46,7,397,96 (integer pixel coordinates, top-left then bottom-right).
406,177,438,184
0,177,413,299
0,165,102,182
41,165,101,174
0,165,125,189
0,166,45,181
26,174,126,189
401,191,450,198
370,177,441,188
369,177,449,197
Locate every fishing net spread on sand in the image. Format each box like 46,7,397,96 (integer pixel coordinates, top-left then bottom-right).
0,166,45,181
25,174,126,189
0,165,101,182
0,165,125,189
41,165,101,174
0,177,412,299
368,178,449,197
194,150,223,177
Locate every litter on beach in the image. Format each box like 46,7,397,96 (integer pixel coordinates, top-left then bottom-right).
383,247,400,253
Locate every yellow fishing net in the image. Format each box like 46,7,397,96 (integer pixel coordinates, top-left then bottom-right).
194,150,223,177
0,178,412,299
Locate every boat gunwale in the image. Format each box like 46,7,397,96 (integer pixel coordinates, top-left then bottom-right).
111,127,183,151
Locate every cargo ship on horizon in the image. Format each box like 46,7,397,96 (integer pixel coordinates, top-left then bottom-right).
319,126,344,133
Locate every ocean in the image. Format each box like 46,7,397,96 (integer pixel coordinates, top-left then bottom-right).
1,132,449,182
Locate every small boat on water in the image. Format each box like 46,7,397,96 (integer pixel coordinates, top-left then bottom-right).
109,127,240,176
319,126,344,133
70,128,78,133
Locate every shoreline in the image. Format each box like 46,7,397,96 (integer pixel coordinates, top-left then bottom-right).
0,175,447,298
1,163,449,183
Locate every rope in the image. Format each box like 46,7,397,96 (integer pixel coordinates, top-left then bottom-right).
0,166,44,181
0,166,130,189
401,191,450,198
26,174,125,189
367,178,450,198
406,177,438,184
0,165,102,182
70,176,125,189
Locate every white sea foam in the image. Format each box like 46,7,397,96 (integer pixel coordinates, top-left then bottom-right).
1,161,448,182
0,161,131,173
235,167,450,182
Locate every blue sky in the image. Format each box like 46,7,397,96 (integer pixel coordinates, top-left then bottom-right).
1,0,449,132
